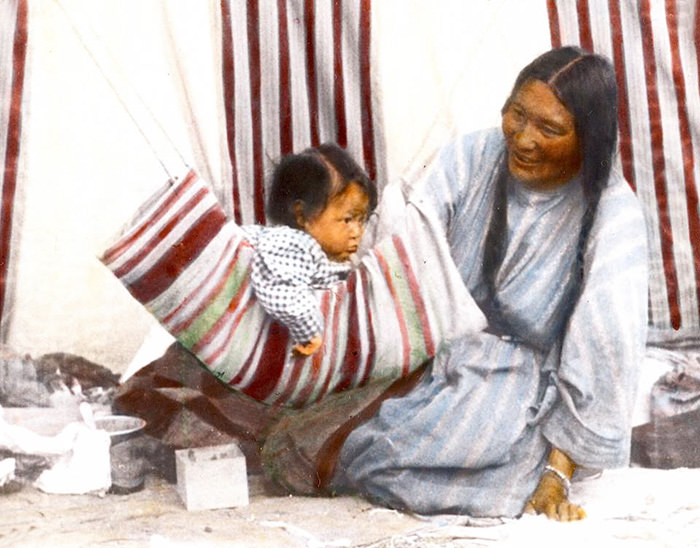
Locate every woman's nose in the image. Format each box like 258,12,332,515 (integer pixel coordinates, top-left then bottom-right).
514,122,537,150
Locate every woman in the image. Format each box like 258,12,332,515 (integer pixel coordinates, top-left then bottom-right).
332,47,648,520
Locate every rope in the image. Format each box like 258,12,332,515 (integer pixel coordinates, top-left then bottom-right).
52,0,189,179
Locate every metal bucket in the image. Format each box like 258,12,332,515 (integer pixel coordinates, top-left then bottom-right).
95,415,146,494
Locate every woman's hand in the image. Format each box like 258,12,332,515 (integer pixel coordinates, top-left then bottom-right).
293,335,323,357
524,448,586,521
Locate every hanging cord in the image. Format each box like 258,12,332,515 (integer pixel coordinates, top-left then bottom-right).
52,0,189,180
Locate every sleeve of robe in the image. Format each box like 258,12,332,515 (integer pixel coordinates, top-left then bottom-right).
541,172,649,469
408,130,501,232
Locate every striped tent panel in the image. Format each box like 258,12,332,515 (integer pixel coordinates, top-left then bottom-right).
102,171,484,407
220,0,383,226
547,0,700,334
0,0,27,338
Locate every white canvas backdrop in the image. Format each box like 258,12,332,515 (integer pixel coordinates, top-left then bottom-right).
6,0,549,372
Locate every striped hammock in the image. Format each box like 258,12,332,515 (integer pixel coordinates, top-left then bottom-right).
102,170,485,407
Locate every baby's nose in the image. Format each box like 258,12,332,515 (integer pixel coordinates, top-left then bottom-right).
349,222,363,238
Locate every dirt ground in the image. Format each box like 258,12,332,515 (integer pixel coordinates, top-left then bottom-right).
3,467,700,547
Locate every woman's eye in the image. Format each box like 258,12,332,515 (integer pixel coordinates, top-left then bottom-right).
510,107,525,121
541,125,563,137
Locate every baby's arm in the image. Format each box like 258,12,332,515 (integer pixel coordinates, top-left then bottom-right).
252,275,325,354
250,229,326,355
279,285,324,353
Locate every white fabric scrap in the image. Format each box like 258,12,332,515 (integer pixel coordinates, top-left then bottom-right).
33,424,111,495
0,408,111,494
0,457,15,486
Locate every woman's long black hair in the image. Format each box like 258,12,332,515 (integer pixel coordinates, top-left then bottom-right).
482,47,619,330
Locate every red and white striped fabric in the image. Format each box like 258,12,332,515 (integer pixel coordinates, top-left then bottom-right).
547,0,700,337
0,0,27,339
102,171,485,407
219,0,384,226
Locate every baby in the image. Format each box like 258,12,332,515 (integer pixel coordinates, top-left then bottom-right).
243,143,377,356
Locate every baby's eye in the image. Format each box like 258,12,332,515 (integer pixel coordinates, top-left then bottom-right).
343,217,352,224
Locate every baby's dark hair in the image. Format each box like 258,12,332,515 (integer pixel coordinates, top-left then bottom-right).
266,143,377,228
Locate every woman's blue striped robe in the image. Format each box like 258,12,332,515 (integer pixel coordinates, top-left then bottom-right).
334,128,649,517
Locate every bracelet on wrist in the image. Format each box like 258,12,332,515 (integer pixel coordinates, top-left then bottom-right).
543,464,571,498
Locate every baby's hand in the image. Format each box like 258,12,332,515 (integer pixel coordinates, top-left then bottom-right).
293,335,323,357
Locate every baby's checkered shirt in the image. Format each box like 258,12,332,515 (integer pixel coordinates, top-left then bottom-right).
243,225,350,343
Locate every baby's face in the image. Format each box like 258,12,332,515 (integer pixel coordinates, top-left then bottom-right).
302,182,370,262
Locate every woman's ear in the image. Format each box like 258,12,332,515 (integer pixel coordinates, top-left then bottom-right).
293,200,306,229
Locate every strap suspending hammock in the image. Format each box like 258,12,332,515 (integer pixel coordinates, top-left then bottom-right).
53,0,188,180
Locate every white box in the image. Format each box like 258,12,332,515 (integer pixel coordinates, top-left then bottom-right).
175,443,249,511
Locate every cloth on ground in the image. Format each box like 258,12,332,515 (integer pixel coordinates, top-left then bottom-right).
631,346,700,469
114,341,421,482
261,363,427,495
0,406,111,494
0,346,51,408
0,346,119,408
101,169,485,408
31,424,111,495
648,348,700,420
632,406,700,469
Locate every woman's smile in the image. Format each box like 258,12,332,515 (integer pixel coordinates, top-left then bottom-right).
511,149,539,166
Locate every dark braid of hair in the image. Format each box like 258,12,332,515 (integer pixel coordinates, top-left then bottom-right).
480,153,510,330
575,177,601,281
552,54,617,284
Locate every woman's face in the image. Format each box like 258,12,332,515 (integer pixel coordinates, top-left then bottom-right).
501,79,582,189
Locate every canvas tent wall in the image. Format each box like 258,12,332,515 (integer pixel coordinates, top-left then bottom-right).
0,0,697,373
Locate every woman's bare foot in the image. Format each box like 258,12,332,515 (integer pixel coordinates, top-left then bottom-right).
524,472,586,521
